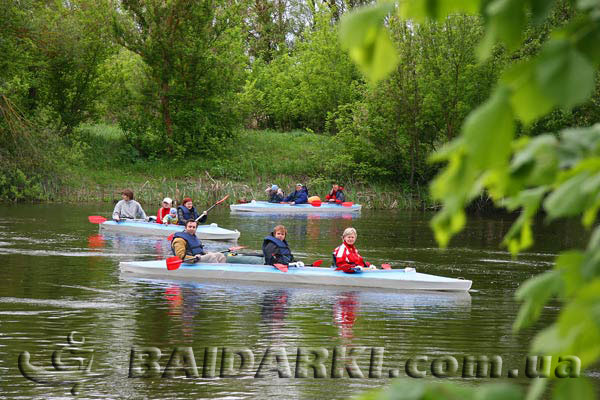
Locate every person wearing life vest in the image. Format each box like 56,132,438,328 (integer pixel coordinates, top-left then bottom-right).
177,197,207,226
282,183,308,205
262,225,295,265
171,219,226,263
333,227,376,273
325,184,345,203
156,197,172,224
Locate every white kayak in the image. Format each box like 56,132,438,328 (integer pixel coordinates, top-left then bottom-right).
99,220,240,240
230,200,362,214
120,260,472,292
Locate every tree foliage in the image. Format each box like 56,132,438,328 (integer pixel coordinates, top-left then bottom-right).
341,0,600,398
112,0,247,156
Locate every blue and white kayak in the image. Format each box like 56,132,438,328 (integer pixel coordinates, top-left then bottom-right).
99,220,240,241
119,260,472,292
230,200,362,214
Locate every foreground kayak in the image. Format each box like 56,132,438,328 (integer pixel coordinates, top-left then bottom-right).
120,260,472,292
99,220,240,240
230,200,361,214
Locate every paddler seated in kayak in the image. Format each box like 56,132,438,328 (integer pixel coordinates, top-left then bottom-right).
325,183,346,203
281,183,308,205
112,189,148,222
333,227,377,273
262,225,304,267
172,220,226,263
265,184,284,203
163,208,178,225
155,197,173,224
177,197,207,225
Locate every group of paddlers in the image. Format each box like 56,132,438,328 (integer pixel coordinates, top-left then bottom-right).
263,225,375,273
112,185,368,273
264,183,346,205
112,189,209,226
172,219,373,274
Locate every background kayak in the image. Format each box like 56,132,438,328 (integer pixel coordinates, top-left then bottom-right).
99,220,240,240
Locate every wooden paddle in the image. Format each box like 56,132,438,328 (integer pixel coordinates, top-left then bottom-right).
88,216,107,224
165,246,247,270
196,194,230,222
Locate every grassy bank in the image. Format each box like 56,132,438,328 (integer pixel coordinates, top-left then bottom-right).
55,124,429,209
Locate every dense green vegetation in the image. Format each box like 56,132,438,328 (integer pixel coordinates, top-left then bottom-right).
67,124,421,208
2,0,597,205
340,0,600,399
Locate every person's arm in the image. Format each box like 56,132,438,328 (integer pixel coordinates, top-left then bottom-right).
137,202,147,220
156,208,163,224
172,238,195,262
263,242,278,265
177,208,185,225
282,193,293,202
112,201,122,220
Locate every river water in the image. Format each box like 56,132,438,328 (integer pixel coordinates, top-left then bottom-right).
0,204,593,398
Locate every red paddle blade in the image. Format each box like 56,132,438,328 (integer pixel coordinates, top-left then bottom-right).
228,245,247,252
88,216,107,224
342,202,353,207
166,256,184,270
312,260,323,267
273,263,288,272
310,201,321,207
167,233,174,241
381,263,391,270
216,194,230,205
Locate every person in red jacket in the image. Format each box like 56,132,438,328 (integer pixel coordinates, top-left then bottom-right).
325,184,345,203
333,227,377,273
156,197,172,224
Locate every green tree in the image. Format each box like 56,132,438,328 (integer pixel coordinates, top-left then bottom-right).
112,0,246,155
341,0,600,398
242,8,362,132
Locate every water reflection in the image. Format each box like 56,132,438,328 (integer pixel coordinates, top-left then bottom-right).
333,292,359,340
87,234,105,249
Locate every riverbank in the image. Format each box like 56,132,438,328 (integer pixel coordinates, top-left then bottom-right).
49,124,430,209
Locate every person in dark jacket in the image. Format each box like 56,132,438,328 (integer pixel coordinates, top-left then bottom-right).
282,183,308,205
265,185,284,203
177,197,207,226
325,184,346,203
262,225,295,266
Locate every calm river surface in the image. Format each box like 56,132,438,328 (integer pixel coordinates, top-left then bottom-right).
0,204,594,399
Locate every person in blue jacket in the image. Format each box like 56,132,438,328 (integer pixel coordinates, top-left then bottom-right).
282,183,308,205
177,197,207,226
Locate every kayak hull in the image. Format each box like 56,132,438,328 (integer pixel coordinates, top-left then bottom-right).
120,260,472,292
100,220,240,240
230,200,361,214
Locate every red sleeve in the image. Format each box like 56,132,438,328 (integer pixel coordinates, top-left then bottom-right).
156,208,165,224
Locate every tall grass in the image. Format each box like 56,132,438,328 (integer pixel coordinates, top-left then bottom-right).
59,125,430,209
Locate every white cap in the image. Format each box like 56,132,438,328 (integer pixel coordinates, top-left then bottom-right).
163,197,172,204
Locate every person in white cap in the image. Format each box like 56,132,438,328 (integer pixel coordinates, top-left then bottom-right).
155,197,173,224
265,184,284,203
